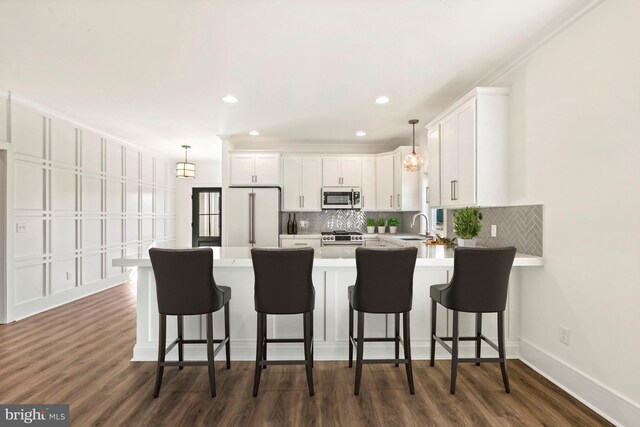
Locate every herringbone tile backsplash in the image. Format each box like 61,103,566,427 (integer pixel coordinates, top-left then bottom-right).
446,205,543,256
281,211,418,234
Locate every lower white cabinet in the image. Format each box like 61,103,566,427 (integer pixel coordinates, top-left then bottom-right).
280,237,321,249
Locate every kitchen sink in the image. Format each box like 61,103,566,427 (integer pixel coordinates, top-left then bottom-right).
399,237,424,241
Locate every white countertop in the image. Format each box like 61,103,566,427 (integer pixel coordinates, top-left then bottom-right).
114,246,544,268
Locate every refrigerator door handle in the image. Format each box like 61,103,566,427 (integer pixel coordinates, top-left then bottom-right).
249,192,256,244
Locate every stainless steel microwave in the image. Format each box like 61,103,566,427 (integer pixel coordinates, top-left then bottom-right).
321,187,361,209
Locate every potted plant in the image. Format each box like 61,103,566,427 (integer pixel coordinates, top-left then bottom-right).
388,217,399,234
452,207,483,247
377,218,386,234
366,218,376,234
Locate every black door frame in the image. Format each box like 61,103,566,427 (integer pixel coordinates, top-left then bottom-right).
192,187,222,247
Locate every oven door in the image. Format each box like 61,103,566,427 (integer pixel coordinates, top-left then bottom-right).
322,187,359,209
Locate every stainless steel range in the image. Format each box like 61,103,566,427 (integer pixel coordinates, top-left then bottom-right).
320,230,364,247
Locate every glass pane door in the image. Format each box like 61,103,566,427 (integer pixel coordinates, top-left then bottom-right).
192,187,222,247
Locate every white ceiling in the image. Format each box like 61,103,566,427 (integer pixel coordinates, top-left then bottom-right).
0,0,591,160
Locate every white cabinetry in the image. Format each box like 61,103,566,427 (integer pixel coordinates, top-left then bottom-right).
280,237,321,249
282,156,321,211
426,126,441,207
375,148,420,211
427,87,509,208
0,90,9,143
360,158,376,211
230,152,280,186
322,157,361,187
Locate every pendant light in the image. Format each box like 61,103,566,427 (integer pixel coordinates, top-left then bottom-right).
403,119,424,171
176,145,196,179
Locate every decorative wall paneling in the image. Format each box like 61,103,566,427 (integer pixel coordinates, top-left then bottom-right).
7,99,176,320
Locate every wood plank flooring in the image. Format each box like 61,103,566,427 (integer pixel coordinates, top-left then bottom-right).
0,283,611,426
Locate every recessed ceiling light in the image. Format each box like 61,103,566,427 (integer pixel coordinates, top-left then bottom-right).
249,130,260,136
222,95,238,103
356,131,367,137
375,96,389,104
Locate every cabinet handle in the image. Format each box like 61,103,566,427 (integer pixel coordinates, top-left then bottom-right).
362,195,365,208
254,174,258,183
390,195,393,208
294,242,307,246
397,193,401,208
302,195,304,207
299,195,302,207
450,181,455,201
453,180,458,200
426,187,430,204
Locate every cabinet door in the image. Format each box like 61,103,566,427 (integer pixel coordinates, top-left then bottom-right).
375,155,394,210
230,154,255,186
282,156,302,210
280,238,321,249
340,158,362,187
426,126,441,207
440,114,459,206
456,99,476,206
300,157,321,210
361,158,376,211
254,153,280,185
393,152,402,210
322,158,341,186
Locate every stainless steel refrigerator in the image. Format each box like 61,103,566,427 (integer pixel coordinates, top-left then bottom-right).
225,187,281,247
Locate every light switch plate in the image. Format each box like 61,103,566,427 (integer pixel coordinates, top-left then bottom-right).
16,223,27,233
491,224,497,237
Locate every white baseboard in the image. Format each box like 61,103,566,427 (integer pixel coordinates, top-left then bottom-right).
519,338,640,427
9,273,131,322
132,340,520,362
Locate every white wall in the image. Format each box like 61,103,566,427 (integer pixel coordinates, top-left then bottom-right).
3,96,176,322
493,0,640,424
175,159,222,247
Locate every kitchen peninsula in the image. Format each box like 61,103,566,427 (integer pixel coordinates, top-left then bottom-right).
114,247,543,362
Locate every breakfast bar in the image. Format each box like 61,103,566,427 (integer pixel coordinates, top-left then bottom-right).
114,247,543,362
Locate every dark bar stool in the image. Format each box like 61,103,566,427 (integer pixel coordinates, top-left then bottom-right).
251,247,315,397
149,248,231,398
348,247,418,395
430,246,516,394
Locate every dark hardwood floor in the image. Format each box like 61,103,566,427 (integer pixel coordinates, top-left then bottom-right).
0,283,610,426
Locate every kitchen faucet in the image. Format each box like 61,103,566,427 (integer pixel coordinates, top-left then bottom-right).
411,213,431,237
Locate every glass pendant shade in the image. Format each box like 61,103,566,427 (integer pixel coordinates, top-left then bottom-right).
176,145,196,179
404,119,423,171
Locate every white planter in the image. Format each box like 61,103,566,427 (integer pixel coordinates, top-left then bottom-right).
377,226,386,234
457,238,477,247
366,226,376,234
389,226,398,234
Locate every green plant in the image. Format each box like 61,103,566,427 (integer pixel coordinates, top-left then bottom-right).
367,218,376,227
452,207,483,239
388,217,399,227
377,218,386,227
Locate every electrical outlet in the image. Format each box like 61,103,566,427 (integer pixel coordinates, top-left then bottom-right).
560,326,570,345
66,272,72,280
16,223,27,233
491,224,497,237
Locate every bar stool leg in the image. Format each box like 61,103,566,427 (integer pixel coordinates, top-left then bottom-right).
310,312,314,368
475,312,482,366
262,313,267,369
153,314,167,398
354,311,365,396
206,313,216,398
253,313,264,397
430,299,437,367
224,302,231,369
303,312,315,396
498,311,510,393
450,310,459,394
403,311,415,394
177,315,184,370
394,313,400,367
348,304,354,368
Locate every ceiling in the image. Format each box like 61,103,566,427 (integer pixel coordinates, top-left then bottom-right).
0,0,591,161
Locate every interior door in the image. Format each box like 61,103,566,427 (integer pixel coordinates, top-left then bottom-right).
192,187,222,247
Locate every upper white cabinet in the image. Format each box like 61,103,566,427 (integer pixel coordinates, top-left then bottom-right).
375,149,420,211
426,126,441,207
230,152,280,186
426,87,509,208
282,156,321,211
375,155,395,210
360,158,376,211
0,91,9,143
322,157,361,187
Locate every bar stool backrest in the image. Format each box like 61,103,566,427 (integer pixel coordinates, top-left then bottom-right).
352,247,418,313
251,247,315,314
149,248,225,315
446,247,517,312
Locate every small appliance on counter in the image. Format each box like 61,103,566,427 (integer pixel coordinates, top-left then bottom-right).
320,230,364,247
